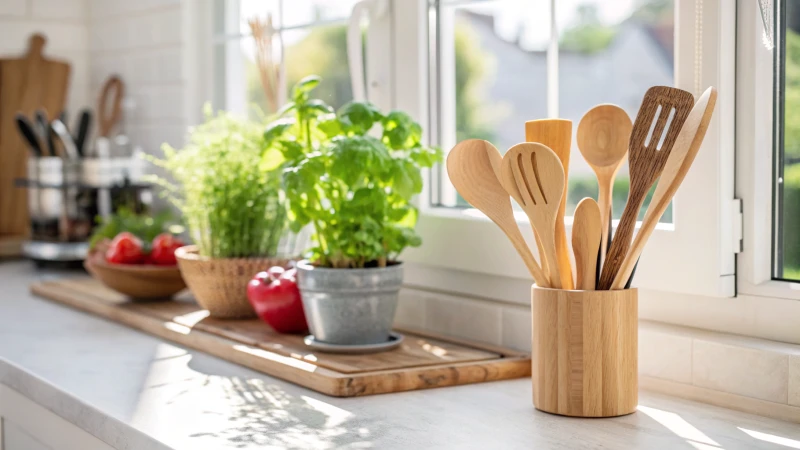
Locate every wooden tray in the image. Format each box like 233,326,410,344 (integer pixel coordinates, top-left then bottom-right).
31,277,531,397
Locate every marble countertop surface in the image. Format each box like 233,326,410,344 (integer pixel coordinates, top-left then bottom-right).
2,260,800,450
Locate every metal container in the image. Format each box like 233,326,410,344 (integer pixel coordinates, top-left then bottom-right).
297,260,403,345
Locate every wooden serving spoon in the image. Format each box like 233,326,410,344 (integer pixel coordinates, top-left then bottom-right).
524,119,574,289
611,87,718,289
500,142,565,289
572,197,602,290
597,86,695,290
446,139,548,286
576,105,632,266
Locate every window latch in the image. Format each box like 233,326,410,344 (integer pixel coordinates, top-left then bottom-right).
732,198,743,254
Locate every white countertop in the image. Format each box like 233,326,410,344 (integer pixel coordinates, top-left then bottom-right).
1,260,800,450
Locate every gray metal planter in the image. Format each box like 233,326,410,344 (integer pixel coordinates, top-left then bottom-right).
296,260,403,345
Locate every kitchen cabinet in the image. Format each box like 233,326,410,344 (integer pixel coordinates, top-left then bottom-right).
0,384,113,450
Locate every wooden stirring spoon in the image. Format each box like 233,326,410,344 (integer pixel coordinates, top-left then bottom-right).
597,86,695,290
525,119,573,289
611,87,718,289
500,142,565,289
576,105,632,267
446,139,548,286
572,197,602,290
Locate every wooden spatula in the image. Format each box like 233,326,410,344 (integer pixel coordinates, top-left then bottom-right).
446,139,548,286
576,105,632,267
597,86,695,290
572,197,602,290
610,87,718,289
500,142,565,288
525,119,574,289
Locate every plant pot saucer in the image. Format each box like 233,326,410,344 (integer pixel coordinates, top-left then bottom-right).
303,332,404,354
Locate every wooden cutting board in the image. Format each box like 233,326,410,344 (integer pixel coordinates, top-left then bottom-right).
0,34,71,240
31,277,531,397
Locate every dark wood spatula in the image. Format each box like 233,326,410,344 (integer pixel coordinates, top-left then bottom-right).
597,86,694,290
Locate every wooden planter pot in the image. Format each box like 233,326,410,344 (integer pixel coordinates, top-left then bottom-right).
531,286,638,418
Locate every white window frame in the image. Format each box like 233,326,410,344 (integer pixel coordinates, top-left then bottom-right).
391,0,738,300
736,0,800,300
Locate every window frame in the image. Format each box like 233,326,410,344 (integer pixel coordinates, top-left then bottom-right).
394,0,738,299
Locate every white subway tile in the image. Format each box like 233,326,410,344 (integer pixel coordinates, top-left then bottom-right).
692,339,789,403
501,306,531,352
394,289,425,328
790,356,800,407
0,0,27,17
638,328,692,384
31,0,85,20
0,22,87,53
425,294,501,345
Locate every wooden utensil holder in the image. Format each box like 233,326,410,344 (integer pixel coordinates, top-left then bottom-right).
532,286,637,417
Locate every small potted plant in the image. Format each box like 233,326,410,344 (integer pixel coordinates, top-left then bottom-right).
149,107,291,318
266,76,441,345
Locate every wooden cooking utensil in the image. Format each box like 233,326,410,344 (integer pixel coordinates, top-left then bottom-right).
572,197,602,291
525,119,574,289
611,87,718,290
446,139,548,286
576,105,632,266
500,142,565,288
0,34,70,239
597,86,695,290
98,75,125,138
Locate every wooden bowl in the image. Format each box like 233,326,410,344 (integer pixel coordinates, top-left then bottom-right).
84,258,187,300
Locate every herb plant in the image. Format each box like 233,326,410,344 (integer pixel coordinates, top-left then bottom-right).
148,106,286,259
265,76,442,269
88,207,181,250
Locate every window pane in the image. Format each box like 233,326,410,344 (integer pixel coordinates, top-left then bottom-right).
559,0,674,221
434,0,676,224
281,0,361,28
776,0,800,280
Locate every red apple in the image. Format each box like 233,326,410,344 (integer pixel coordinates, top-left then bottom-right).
247,266,308,333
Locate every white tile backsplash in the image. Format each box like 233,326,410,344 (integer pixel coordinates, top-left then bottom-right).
639,328,693,384
790,356,800,407
0,0,27,17
501,307,531,352
424,293,502,345
692,339,789,403
394,289,425,329
30,0,85,20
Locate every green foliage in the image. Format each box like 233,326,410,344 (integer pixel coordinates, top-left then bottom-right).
147,106,286,259
784,29,800,159
266,77,442,268
567,175,672,223
454,22,496,142
89,208,181,250
559,4,618,55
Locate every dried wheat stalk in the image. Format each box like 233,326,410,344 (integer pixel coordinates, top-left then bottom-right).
248,14,281,113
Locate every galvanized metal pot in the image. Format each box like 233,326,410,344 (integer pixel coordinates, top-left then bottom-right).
296,260,403,345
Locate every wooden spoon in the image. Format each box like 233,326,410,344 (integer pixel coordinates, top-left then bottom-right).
597,86,695,290
500,142,565,288
576,105,632,266
525,119,574,289
611,87,718,289
446,139,548,286
572,197,602,290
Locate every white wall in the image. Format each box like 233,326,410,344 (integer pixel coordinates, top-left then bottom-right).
0,0,90,118
87,0,193,156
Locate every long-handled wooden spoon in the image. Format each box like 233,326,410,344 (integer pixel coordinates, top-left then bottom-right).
446,139,548,286
611,87,718,289
525,119,574,289
597,86,695,290
500,142,565,288
576,105,632,267
572,197,602,290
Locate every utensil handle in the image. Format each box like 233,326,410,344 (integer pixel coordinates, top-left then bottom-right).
597,181,613,266
504,226,549,287
597,189,646,290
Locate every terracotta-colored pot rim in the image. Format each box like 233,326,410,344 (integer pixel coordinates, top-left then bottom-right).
175,245,295,263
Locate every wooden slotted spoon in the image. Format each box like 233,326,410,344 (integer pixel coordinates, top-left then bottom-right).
611,87,718,289
576,105,632,267
500,142,565,289
446,139,548,286
597,86,695,290
572,197,602,291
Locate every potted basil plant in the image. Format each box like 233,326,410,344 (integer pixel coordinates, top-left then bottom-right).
149,106,291,318
266,76,441,345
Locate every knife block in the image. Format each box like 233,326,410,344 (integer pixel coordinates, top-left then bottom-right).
531,286,638,417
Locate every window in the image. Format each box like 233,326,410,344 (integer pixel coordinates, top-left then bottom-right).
432,0,675,223
212,0,361,117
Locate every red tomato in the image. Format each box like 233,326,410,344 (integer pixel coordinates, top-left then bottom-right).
105,232,146,265
247,266,308,334
150,233,184,266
